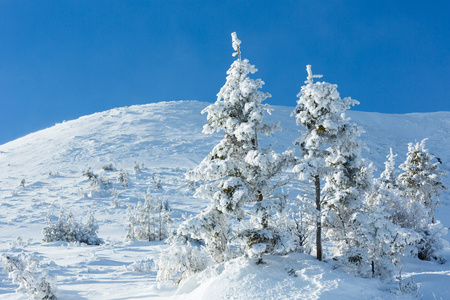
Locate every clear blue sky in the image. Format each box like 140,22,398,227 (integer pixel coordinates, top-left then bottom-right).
1,1,449,144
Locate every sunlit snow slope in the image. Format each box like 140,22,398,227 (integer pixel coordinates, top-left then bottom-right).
0,100,449,299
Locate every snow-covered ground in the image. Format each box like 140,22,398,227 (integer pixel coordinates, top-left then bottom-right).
0,100,449,299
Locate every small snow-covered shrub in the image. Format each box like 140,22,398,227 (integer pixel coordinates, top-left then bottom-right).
83,168,97,180
397,271,421,298
124,258,156,274
102,163,115,171
118,169,129,187
110,190,121,208
417,222,448,262
83,168,112,196
48,171,60,177
8,237,30,250
43,209,103,245
11,179,26,196
1,253,57,300
126,192,171,241
157,242,206,284
151,176,162,190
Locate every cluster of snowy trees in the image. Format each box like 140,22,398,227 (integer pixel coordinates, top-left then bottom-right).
158,32,447,283
126,189,172,241
43,209,103,245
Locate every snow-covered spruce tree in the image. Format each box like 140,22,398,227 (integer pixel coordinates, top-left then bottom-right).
179,32,293,263
323,120,374,270
374,149,424,235
357,199,419,282
397,139,447,261
126,190,171,241
379,148,399,190
362,151,422,281
291,65,364,262
292,69,377,269
398,139,446,224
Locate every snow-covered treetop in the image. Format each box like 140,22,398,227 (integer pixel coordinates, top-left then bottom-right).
379,148,398,189
231,32,241,59
292,64,362,179
201,33,278,143
305,65,323,85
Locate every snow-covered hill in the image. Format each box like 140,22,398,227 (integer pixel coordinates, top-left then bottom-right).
1,100,449,299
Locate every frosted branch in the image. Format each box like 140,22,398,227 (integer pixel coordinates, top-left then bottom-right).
305,65,323,84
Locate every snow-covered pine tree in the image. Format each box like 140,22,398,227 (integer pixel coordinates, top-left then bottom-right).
380,148,399,189
303,70,375,268
179,32,293,262
291,65,362,262
362,149,421,281
397,139,447,261
374,148,421,233
398,139,446,224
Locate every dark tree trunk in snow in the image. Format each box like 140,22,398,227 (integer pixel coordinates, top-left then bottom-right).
315,175,322,261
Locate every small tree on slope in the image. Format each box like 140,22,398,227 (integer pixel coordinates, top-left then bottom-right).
398,139,446,224
397,139,447,261
362,149,421,281
179,32,293,262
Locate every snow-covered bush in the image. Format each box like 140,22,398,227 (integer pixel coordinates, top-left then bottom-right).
134,161,142,172
416,222,448,262
102,163,115,171
396,271,421,298
110,189,121,208
11,179,26,196
126,191,171,241
83,168,113,196
118,169,129,187
124,258,156,274
1,253,57,300
157,242,206,284
43,209,103,245
152,177,162,189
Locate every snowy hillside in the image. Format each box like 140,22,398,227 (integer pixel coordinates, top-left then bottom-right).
0,100,449,299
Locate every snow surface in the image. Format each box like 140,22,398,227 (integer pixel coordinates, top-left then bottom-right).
0,100,449,299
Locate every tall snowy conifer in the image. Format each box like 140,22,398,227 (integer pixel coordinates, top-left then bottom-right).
180,32,292,262
322,108,373,266
296,67,374,266
292,65,361,261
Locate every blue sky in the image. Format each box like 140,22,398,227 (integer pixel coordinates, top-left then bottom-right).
1,1,449,144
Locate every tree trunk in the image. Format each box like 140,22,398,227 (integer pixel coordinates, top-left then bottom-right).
315,175,322,261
